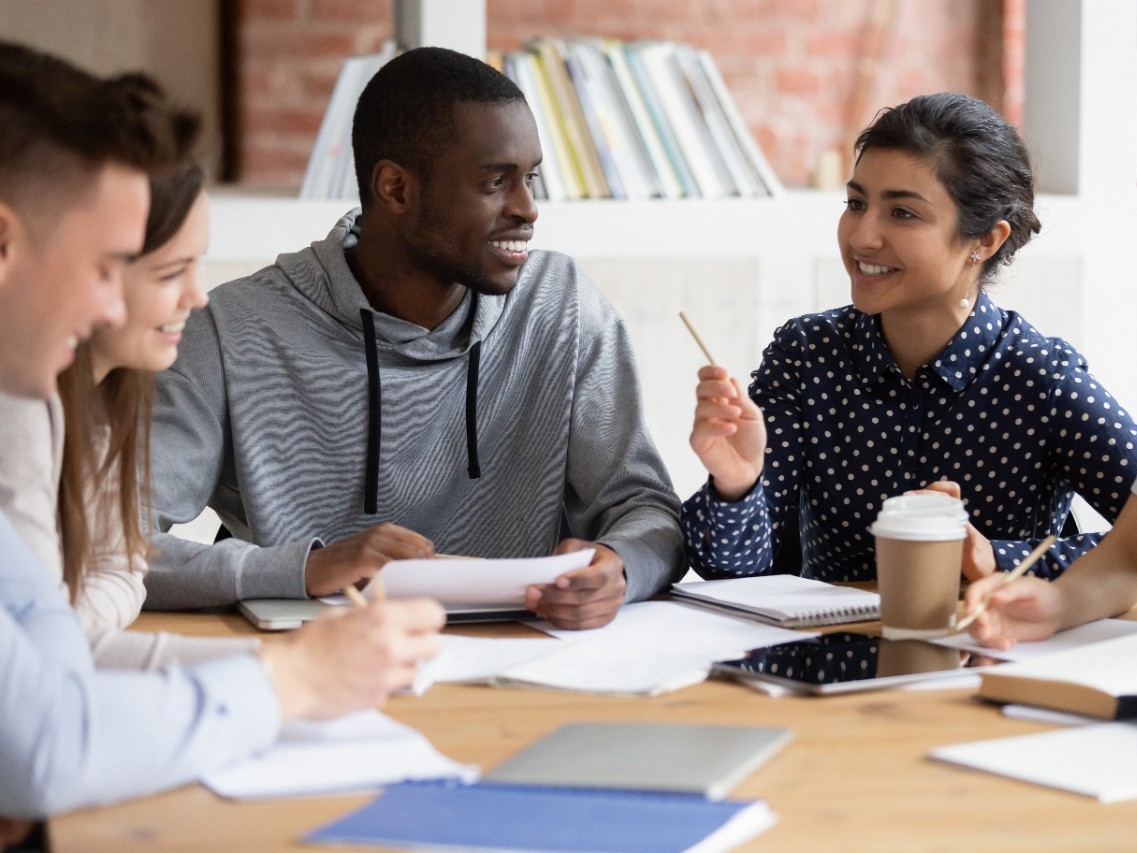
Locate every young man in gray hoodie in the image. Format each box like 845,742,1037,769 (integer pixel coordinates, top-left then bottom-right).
146,46,685,629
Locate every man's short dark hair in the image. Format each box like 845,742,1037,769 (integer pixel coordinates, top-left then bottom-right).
0,40,198,219
351,46,525,204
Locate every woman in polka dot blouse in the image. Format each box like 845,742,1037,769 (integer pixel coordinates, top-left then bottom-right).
681,93,1137,584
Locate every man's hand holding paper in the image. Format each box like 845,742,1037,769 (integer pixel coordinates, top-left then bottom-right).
525,540,627,630
361,548,600,629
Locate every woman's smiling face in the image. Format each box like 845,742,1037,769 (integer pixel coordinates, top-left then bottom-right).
838,147,976,321
89,190,210,381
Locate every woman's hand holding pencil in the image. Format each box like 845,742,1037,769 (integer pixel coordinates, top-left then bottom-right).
680,312,767,502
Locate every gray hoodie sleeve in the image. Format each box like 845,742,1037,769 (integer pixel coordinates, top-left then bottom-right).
145,310,315,609
564,278,686,601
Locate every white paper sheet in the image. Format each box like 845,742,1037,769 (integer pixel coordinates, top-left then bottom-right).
931,721,1137,802
415,635,562,686
201,710,476,800
1001,704,1099,726
362,549,594,606
531,599,815,655
493,647,716,696
932,617,1137,661
416,601,814,696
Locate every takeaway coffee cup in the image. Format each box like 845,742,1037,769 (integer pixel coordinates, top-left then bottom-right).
870,494,969,639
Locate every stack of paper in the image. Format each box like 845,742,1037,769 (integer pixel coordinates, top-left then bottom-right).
201,710,474,800
421,599,813,696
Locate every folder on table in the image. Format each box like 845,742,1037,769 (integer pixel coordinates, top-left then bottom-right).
305,779,776,853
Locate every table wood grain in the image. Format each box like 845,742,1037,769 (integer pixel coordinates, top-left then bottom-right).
48,608,1137,852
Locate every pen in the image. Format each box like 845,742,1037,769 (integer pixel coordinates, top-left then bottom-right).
953,534,1057,632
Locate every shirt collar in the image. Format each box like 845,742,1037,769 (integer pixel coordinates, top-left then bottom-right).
854,291,1003,390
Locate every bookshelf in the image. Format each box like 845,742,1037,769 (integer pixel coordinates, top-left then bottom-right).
203,0,1136,500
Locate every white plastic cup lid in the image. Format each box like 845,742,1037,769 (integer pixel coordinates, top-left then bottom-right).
870,493,968,541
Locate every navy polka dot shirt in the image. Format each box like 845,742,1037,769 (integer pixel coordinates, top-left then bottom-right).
681,293,1137,582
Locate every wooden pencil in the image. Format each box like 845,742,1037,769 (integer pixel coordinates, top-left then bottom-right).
342,585,370,607
954,534,1057,632
679,311,717,365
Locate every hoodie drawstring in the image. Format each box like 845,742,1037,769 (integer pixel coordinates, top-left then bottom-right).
360,309,482,515
465,340,482,479
361,309,382,514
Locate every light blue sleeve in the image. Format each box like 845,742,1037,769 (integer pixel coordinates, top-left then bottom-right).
0,512,280,818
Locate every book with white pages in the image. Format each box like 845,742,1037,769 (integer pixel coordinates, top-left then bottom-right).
504,53,569,202
932,616,1137,662
603,39,684,199
673,44,759,198
671,575,880,628
975,631,1137,720
695,48,783,197
299,43,394,199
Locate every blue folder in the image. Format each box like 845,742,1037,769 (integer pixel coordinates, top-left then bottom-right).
304,779,771,853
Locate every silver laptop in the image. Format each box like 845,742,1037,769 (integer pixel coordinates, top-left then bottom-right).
237,598,533,631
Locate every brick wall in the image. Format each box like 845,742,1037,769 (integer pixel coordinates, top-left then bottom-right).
236,0,1015,188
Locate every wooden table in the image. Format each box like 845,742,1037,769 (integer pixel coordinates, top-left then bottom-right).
49,610,1137,852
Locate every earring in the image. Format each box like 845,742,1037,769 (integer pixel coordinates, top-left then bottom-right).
962,249,980,309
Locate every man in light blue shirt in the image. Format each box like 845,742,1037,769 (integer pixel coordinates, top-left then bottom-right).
0,41,443,830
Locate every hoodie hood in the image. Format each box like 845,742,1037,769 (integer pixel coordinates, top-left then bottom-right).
279,208,507,362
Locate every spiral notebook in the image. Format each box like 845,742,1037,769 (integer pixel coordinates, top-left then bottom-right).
671,575,880,628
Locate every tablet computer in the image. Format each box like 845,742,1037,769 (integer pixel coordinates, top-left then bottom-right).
712,631,1007,695
237,598,534,631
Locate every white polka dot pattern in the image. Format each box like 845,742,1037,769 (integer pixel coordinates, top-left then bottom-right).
680,293,1137,582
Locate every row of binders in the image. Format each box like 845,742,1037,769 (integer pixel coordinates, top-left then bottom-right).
300,37,783,201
